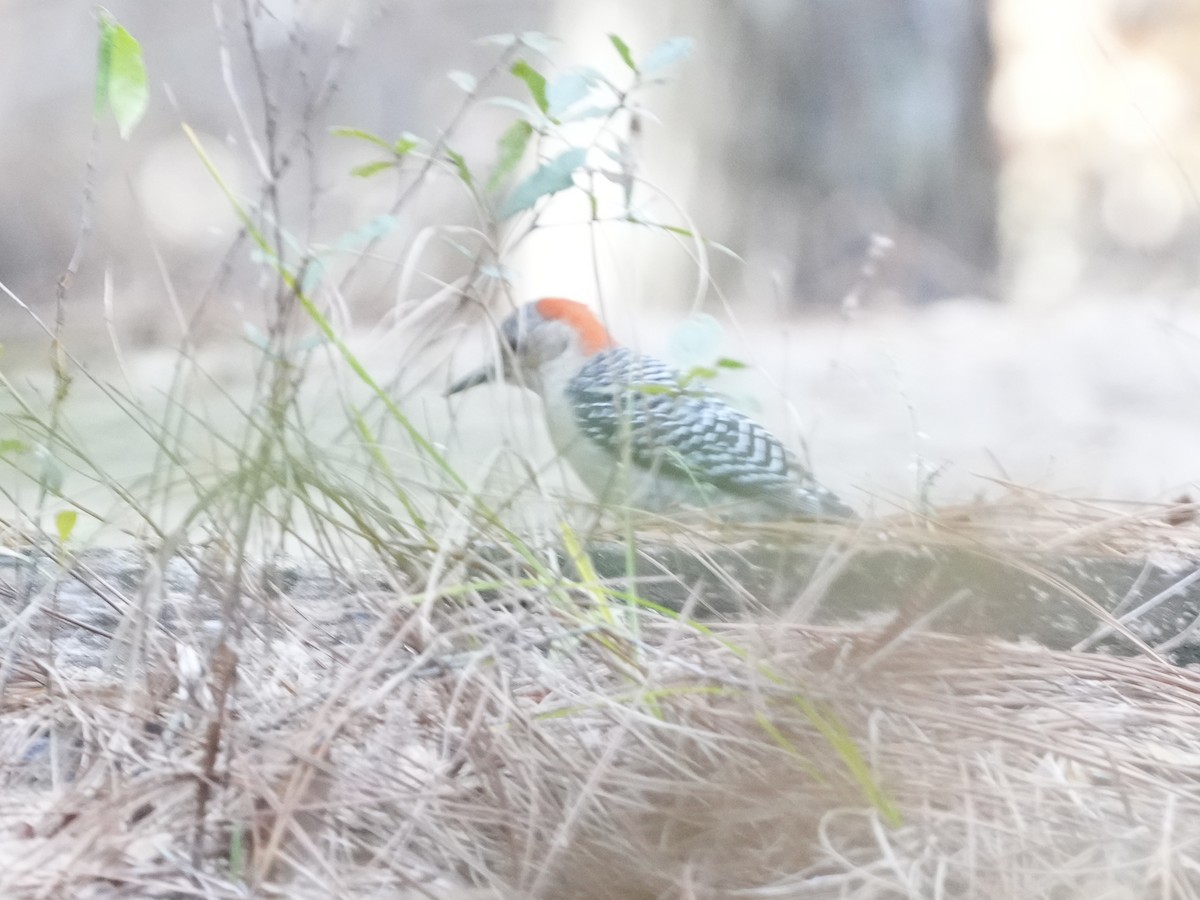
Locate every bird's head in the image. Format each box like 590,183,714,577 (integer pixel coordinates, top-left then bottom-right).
447,298,615,396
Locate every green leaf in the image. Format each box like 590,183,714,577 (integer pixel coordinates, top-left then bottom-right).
487,120,533,192
559,102,618,124
517,31,556,55
228,824,246,880
332,127,420,158
447,69,476,93
716,357,747,370
445,148,473,186
641,37,694,78
55,509,78,544
484,96,539,117
476,31,555,54
633,383,677,396
95,9,149,139
547,71,593,118
351,160,394,178
609,34,637,72
329,126,392,151
499,147,586,218
511,59,549,114
476,32,520,48
393,134,421,156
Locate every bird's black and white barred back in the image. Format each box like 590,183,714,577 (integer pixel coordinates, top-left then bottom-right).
565,347,855,519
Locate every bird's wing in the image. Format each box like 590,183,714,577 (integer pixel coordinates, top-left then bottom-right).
566,349,806,499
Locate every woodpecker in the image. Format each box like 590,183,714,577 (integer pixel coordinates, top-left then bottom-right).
447,298,855,520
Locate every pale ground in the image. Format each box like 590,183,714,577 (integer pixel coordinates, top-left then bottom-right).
2,296,1198,535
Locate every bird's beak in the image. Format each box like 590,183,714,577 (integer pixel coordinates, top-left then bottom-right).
446,363,497,396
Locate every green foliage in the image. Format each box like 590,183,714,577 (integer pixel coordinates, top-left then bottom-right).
55,509,77,544
486,34,696,220
333,127,422,178
476,30,556,55
392,135,421,156
630,382,678,397
487,120,534,192
682,366,719,383
329,32,698,226
228,823,246,880
94,9,148,139
350,160,394,179
329,126,392,150
629,358,749,399
790,695,903,828
608,34,637,72
444,147,473,186
545,71,594,118
446,69,477,93
641,37,694,79
499,147,587,218
510,59,549,114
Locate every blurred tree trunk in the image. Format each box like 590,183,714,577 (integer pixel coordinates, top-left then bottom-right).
545,0,997,310
727,0,998,306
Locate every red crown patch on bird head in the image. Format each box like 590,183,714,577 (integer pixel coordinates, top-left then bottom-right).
534,298,616,356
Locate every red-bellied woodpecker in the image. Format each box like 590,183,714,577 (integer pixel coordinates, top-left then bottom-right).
447,298,856,520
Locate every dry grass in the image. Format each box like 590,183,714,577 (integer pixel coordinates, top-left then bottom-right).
588,492,1200,592
3,11,1198,898
2,529,1200,899
689,491,1200,561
